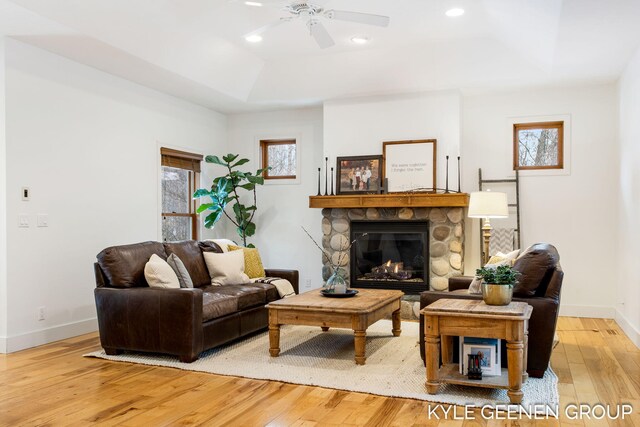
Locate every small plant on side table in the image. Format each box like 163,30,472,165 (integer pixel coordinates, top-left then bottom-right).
475,265,519,306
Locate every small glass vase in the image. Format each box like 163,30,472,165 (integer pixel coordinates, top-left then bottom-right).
325,271,347,294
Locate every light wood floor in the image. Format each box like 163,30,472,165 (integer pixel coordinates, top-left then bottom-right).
0,317,638,426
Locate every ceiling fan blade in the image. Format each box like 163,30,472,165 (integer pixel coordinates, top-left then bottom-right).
309,20,335,49
325,10,390,27
244,17,290,38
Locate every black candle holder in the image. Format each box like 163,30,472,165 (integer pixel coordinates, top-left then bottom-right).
330,167,335,196
457,156,461,193
324,157,328,196
445,155,450,193
316,167,321,196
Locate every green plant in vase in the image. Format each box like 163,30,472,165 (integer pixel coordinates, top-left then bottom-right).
475,265,520,306
193,154,269,247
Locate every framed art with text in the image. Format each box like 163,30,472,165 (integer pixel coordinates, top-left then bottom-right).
383,139,437,193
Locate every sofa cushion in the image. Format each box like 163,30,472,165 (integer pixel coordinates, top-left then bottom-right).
246,282,279,302
145,254,180,289
164,241,210,288
203,284,267,310
199,240,223,254
97,241,167,288
513,243,560,297
202,292,239,322
166,253,194,288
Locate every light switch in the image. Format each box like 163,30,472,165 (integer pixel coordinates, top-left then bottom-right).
18,214,30,228
37,214,49,227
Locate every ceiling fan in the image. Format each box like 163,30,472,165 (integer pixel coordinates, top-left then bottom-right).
241,1,391,49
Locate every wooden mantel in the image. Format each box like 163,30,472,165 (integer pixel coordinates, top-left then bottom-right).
309,193,469,209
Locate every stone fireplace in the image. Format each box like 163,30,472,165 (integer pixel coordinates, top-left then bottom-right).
321,206,464,289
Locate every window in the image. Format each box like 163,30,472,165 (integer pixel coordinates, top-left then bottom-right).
160,148,202,242
513,121,564,170
260,139,297,179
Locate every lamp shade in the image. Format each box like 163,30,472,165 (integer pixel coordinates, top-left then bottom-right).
468,191,509,218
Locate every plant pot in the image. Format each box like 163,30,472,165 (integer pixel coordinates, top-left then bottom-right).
482,283,513,306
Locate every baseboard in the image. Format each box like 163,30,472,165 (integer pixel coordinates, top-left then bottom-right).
2,318,98,353
615,310,640,349
558,304,616,319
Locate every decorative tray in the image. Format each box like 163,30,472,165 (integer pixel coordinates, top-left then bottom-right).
320,289,359,298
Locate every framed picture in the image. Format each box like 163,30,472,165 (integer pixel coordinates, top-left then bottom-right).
461,342,501,376
383,139,437,193
336,155,383,195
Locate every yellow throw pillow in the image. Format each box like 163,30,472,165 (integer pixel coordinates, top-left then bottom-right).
228,245,266,279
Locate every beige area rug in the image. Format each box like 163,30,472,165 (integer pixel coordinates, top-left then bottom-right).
85,320,558,412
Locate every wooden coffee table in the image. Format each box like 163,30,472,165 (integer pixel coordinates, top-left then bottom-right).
267,289,404,365
421,299,533,403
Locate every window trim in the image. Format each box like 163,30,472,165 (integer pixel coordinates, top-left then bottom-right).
160,147,202,241
260,139,297,180
513,121,564,171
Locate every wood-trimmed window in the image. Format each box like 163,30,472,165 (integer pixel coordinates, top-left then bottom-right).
260,139,297,179
160,147,202,241
513,121,564,170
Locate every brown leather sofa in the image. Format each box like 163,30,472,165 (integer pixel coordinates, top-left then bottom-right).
94,240,299,362
419,243,563,378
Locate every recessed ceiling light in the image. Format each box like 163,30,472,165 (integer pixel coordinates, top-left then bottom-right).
351,36,369,44
244,1,263,6
245,34,263,43
445,7,465,17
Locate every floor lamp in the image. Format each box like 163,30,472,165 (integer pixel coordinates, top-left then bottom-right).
468,191,509,265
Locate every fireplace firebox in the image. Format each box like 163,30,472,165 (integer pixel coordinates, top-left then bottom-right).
350,221,430,294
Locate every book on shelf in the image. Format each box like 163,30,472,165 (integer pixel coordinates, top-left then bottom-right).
459,336,501,376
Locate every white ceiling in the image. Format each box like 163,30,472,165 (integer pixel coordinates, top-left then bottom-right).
3,0,640,113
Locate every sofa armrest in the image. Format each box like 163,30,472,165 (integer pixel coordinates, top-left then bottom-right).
94,287,204,361
448,276,473,291
264,269,299,294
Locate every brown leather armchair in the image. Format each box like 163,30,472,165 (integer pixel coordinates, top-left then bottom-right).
94,240,299,362
419,243,563,378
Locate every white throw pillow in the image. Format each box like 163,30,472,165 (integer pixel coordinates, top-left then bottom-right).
203,250,250,286
144,254,180,289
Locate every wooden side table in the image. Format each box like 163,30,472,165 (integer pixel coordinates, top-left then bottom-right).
421,299,533,404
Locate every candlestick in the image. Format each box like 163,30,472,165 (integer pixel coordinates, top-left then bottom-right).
324,157,328,196
330,167,335,196
457,156,461,193
445,155,450,193
317,167,321,196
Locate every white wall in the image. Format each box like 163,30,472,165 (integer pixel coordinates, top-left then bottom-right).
616,48,640,347
226,108,323,293
2,40,226,352
323,91,462,189
0,37,7,352
462,84,619,318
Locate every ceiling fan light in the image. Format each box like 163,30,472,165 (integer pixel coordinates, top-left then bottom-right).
445,8,465,17
245,34,263,43
351,36,369,44
244,1,263,6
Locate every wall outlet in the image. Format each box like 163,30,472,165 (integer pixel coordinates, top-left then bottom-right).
305,279,312,289
37,214,49,227
38,306,45,321
18,214,30,228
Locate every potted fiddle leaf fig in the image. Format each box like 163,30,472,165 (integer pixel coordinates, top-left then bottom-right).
193,154,269,247
475,265,520,306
